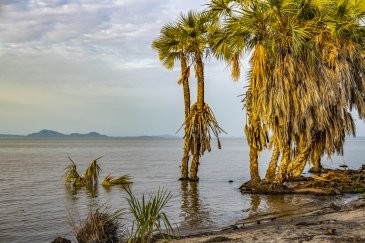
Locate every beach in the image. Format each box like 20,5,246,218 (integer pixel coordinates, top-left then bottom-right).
167,197,365,243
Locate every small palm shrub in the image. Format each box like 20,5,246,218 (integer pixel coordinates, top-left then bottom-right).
125,187,174,243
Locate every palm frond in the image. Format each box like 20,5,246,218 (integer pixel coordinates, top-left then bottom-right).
102,173,132,186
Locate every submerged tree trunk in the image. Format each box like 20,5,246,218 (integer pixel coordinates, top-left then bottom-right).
180,54,191,180
248,116,262,184
189,152,200,181
265,144,280,182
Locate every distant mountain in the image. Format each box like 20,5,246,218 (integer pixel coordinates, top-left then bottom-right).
0,129,181,139
27,129,108,138
28,129,66,137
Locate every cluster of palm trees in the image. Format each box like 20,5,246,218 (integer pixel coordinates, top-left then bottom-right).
152,11,225,181
153,0,365,187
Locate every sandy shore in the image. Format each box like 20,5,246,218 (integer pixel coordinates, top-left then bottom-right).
165,197,365,243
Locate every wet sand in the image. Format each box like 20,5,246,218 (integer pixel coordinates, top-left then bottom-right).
166,197,365,243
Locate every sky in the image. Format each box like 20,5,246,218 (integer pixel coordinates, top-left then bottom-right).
0,0,364,137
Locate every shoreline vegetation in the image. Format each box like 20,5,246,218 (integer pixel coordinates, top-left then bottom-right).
54,0,365,241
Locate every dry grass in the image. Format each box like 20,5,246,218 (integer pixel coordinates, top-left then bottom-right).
183,103,225,156
73,207,124,243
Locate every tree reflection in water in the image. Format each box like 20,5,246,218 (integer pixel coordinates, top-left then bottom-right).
179,181,212,233
247,194,313,219
65,184,99,199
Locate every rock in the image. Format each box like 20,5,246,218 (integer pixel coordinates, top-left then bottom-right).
51,237,71,243
325,228,336,235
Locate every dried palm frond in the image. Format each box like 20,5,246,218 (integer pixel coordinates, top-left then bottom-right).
182,102,225,156
84,157,102,186
102,173,132,186
64,156,81,184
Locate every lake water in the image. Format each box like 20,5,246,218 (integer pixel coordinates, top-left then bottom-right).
0,137,364,242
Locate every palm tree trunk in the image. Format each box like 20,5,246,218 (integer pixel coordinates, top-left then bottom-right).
180,54,191,180
276,143,290,183
181,138,190,180
181,54,190,119
189,152,200,181
189,53,204,181
311,149,322,173
249,146,260,184
248,116,261,184
287,143,312,178
195,54,204,111
265,144,280,182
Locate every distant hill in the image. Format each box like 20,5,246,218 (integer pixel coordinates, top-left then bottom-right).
0,129,181,139
27,129,108,138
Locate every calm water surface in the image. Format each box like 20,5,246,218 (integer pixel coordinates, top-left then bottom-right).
0,138,364,242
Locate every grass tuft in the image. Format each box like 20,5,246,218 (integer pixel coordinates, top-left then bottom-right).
73,207,124,243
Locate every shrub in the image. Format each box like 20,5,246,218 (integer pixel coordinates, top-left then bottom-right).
125,187,174,243
74,207,123,243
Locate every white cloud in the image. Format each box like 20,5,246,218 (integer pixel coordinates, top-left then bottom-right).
2,0,362,137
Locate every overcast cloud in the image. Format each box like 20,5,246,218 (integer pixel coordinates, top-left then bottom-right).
0,0,364,136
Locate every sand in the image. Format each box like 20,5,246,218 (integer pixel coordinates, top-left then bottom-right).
165,197,365,243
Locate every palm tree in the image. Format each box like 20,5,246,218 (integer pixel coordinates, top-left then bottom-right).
177,10,225,181
154,10,224,181
152,23,192,180
210,0,365,187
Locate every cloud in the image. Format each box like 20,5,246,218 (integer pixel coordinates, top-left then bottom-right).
3,0,362,138
0,0,208,62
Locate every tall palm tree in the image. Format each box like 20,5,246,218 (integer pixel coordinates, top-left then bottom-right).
152,23,192,180
177,10,225,181
153,11,224,181
210,0,365,186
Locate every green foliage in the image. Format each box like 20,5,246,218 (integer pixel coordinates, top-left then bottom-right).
70,189,174,243
209,0,365,182
125,187,173,243
351,186,365,193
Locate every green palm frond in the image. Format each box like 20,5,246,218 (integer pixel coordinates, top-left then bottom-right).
125,187,173,243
